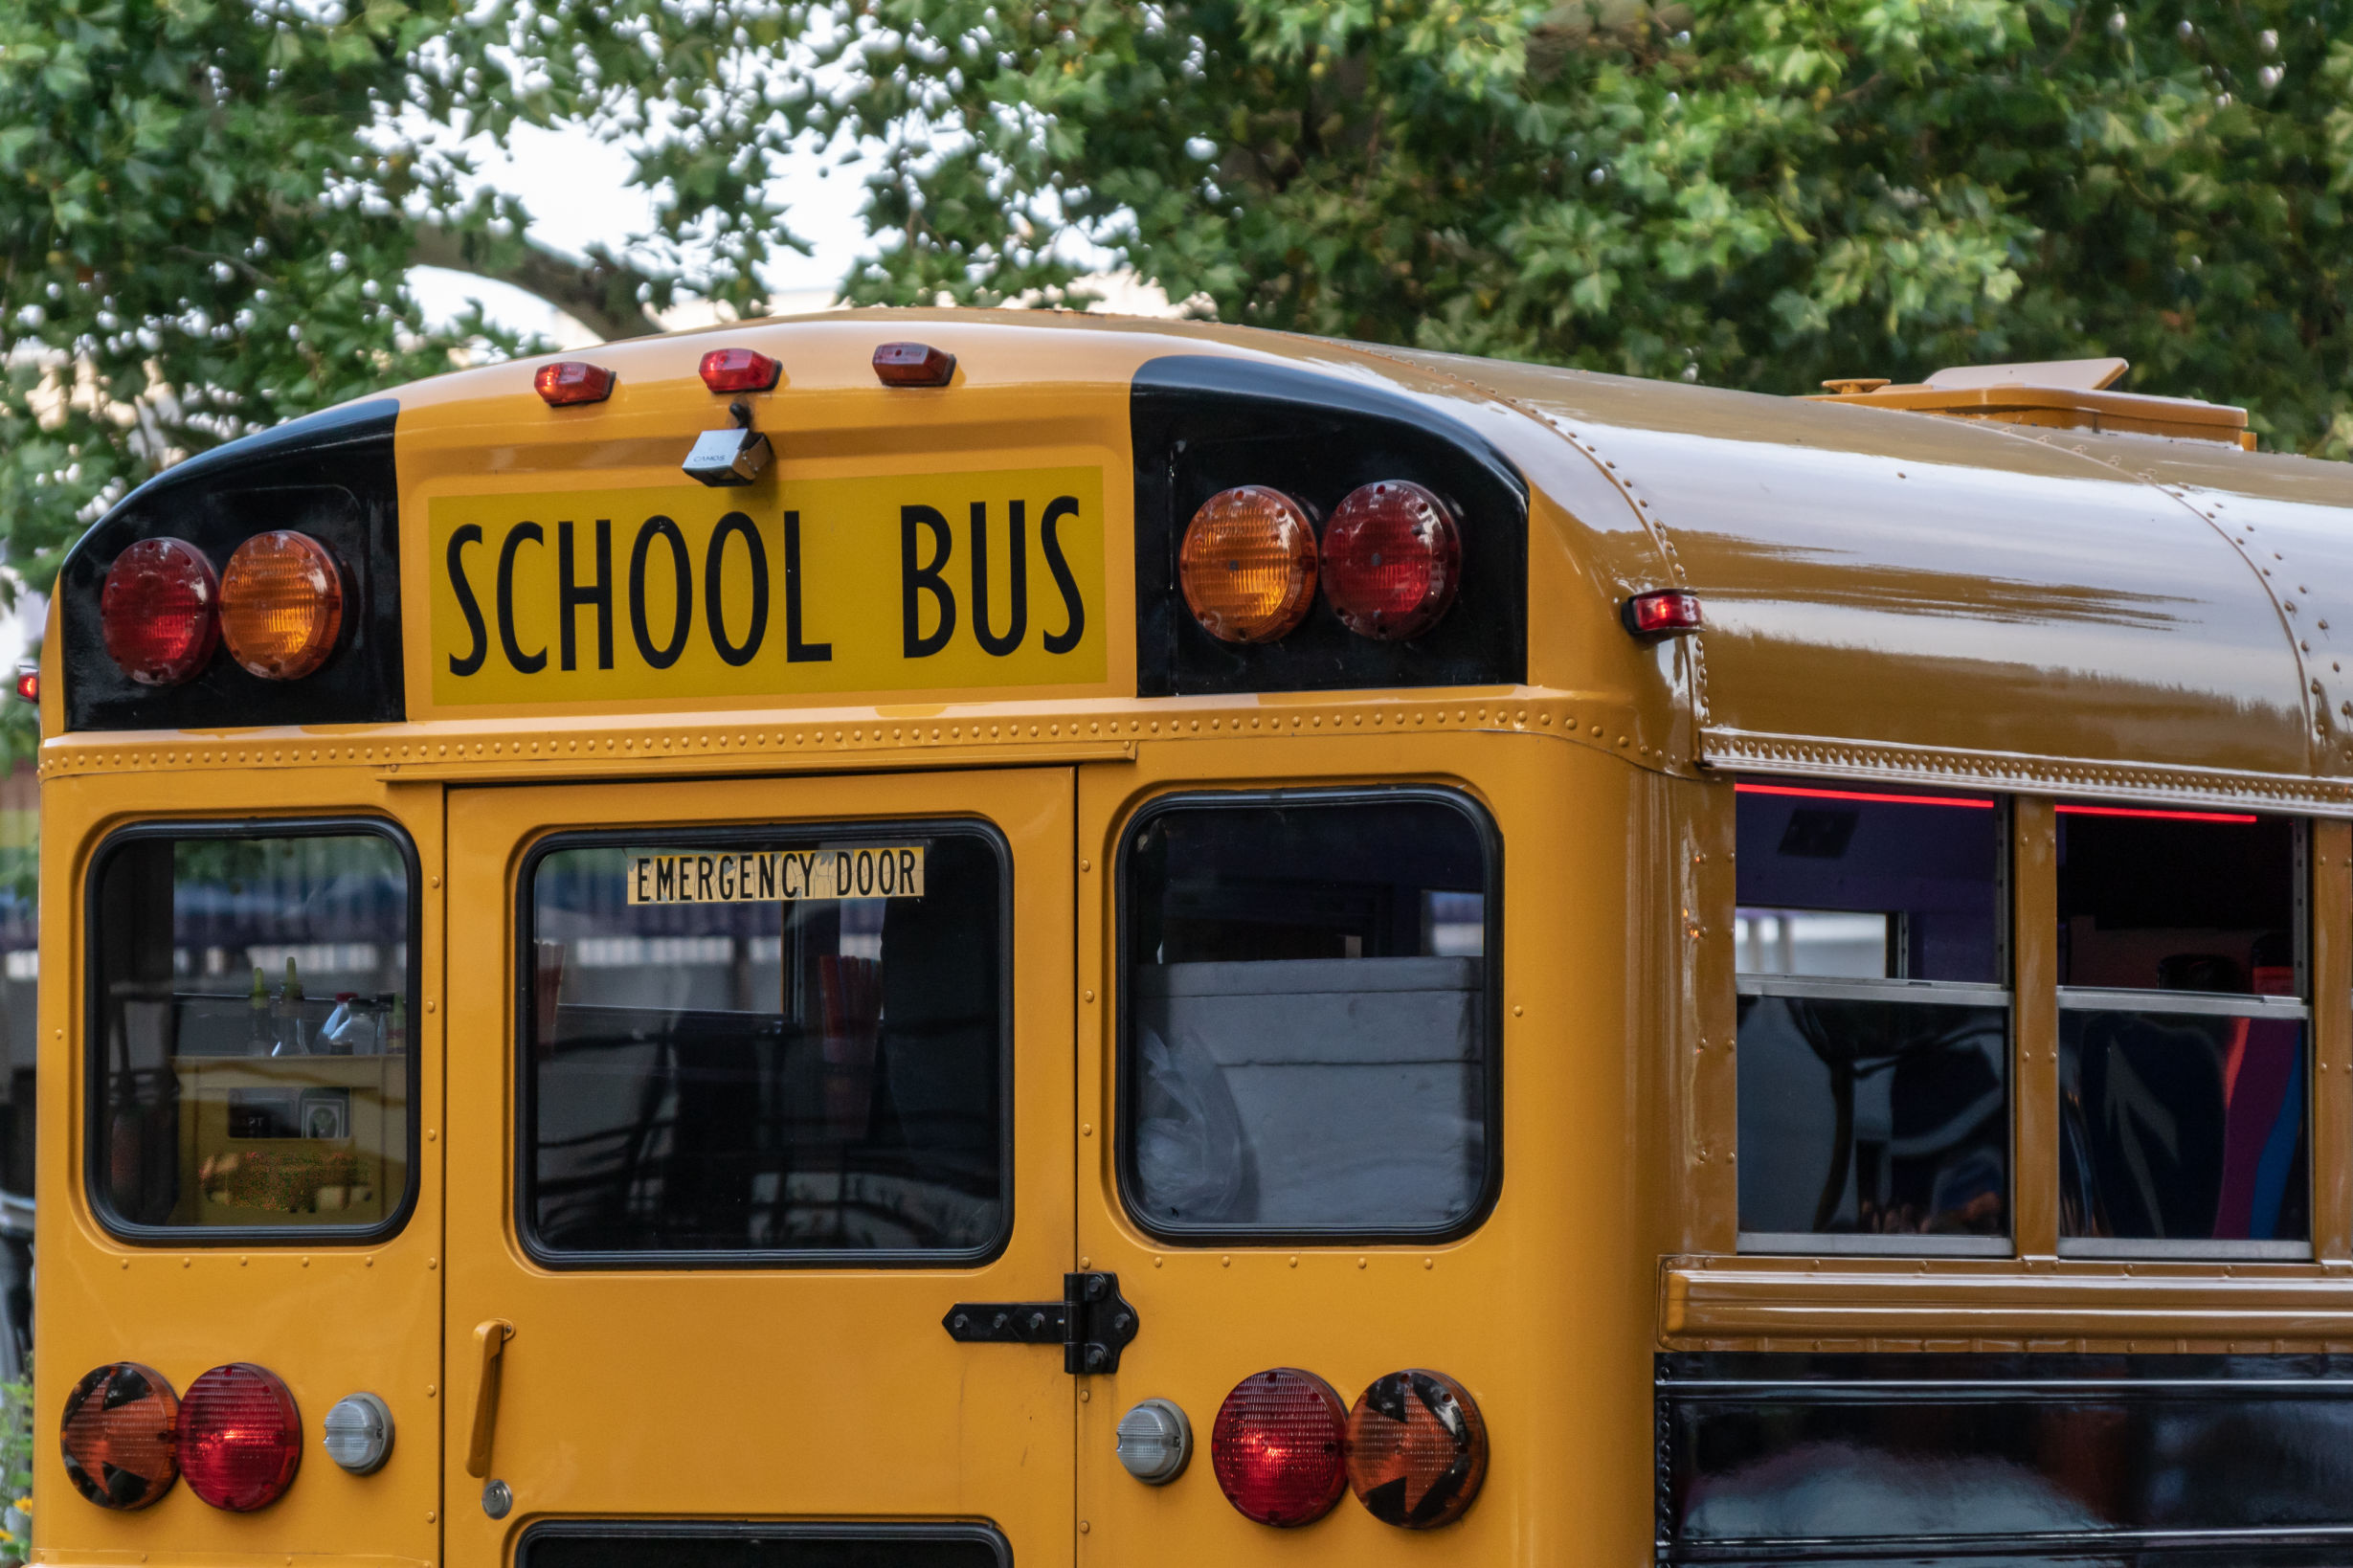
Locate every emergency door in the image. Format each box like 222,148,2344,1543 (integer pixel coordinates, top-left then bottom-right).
444,769,1076,1565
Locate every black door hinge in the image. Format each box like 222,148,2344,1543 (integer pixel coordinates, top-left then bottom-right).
942,1271,1140,1375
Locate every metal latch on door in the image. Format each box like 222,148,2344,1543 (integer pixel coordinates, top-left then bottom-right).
943,1271,1140,1374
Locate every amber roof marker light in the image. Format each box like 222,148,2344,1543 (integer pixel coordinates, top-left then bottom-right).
874,341,956,388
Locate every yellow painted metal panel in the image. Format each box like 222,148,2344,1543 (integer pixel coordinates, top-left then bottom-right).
438,769,1075,1568
34,771,444,1565
1070,732,1658,1566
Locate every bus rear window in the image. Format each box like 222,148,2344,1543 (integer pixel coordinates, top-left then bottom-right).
1118,792,1497,1240
88,824,416,1239
520,827,1007,1262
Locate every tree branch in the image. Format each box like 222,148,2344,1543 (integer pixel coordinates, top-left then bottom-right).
410,223,666,342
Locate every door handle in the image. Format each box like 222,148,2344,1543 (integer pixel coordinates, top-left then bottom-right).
465,1319,514,1478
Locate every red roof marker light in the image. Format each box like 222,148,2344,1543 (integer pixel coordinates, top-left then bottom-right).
13,665,35,705
873,342,956,388
534,361,616,407
699,347,781,393
1625,589,1704,636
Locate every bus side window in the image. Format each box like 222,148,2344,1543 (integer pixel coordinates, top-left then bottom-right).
1118,792,1497,1240
1733,781,2008,1253
2055,809,2308,1254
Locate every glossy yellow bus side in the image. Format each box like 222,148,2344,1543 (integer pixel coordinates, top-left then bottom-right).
34,769,446,1562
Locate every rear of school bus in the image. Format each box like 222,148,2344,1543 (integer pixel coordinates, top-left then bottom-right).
30,313,1700,1568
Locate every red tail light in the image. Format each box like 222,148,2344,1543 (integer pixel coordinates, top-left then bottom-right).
533,360,616,407
1343,1369,1489,1529
1210,1368,1348,1527
699,347,781,393
60,1361,179,1510
177,1363,301,1511
1625,588,1704,635
101,536,219,685
1319,480,1461,640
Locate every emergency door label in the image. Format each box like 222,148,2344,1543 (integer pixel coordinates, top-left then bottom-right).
626,846,926,905
427,464,1107,706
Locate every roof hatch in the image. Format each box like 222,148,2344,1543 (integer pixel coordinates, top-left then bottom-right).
1809,356,2253,450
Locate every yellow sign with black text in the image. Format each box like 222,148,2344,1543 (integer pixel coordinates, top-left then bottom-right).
626,846,926,905
428,465,1106,706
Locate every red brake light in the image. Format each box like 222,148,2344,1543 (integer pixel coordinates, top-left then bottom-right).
1210,1368,1348,1527
60,1361,180,1510
533,360,616,406
873,341,956,387
699,347,781,393
176,1363,301,1511
1343,1369,1489,1529
1625,589,1704,635
1319,481,1461,640
101,536,220,685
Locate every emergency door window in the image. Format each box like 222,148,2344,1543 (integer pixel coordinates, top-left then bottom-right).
2056,807,2308,1255
87,824,416,1239
1734,781,2008,1254
1118,791,1497,1240
520,827,1007,1262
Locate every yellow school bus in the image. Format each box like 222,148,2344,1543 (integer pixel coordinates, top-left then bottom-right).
31,315,2353,1568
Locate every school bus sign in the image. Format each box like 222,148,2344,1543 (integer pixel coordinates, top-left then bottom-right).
427,464,1107,705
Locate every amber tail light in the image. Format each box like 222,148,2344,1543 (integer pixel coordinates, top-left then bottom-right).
60,1361,180,1510
1344,1369,1488,1529
219,530,345,680
177,1362,302,1511
1210,1368,1348,1527
1178,486,1319,644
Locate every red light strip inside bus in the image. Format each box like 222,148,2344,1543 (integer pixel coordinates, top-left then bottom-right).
1733,783,2258,825
2053,803,2258,824
1733,784,1992,810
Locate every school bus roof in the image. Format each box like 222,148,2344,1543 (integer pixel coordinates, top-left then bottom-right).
44,309,2353,816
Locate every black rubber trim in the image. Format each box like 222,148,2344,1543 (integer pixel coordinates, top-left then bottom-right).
81,815,423,1246
1111,784,1503,1245
58,398,403,730
1131,355,1529,697
517,1518,1011,1568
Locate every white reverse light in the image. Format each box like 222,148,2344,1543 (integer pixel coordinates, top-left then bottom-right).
322,1392,394,1475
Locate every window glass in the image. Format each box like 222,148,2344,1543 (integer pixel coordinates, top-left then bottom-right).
1121,794,1493,1236
2055,807,2307,1249
1734,780,2007,1248
90,829,414,1234
523,830,1004,1258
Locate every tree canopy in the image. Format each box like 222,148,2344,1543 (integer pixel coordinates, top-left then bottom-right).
4,0,2351,613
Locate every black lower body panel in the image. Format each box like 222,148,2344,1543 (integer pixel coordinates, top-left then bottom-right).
1658,1352,2353,1566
